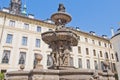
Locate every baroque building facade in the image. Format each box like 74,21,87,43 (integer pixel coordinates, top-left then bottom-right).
0,11,117,74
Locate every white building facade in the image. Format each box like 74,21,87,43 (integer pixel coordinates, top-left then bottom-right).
111,29,120,80
0,11,117,75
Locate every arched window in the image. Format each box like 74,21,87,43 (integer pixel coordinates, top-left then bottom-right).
19,52,26,64
2,50,10,64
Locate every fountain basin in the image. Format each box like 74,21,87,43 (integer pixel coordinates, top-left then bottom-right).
42,30,78,46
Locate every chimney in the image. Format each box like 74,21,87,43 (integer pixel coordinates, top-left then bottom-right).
111,27,114,36
102,35,108,39
89,31,96,35
28,14,34,19
2,7,9,13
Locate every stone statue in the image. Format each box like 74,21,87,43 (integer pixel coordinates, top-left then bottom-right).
50,51,59,67
59,49,70,66
58,3,65,12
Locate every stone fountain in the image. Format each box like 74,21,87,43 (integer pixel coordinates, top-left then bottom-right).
42,3,78,69
6,4,115,80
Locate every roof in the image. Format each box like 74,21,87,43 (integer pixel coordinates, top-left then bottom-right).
111,28,120,39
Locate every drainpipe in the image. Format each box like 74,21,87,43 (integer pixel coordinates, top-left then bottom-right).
0,13,6,44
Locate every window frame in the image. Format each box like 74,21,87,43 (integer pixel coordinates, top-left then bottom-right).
6,34,13,44
9,20,15,27
1,50,10,64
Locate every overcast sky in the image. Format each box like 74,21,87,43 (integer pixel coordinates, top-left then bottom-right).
0,0,120,37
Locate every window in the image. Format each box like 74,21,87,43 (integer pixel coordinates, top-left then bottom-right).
94,60,98,70
18,52,26,64
112,63,116,72
100,51,102,57
6,34,13,44
78,46,81,53
85,38,88,42
1,50,10,64
9,20,15,27
93,49,96,56
105,52,108,59
111,53,114,59
33,53,38,68
98,41,101,46
47,55,53,66
86,59,90,69
101,61,104,70
104,43,107,47
22,37,27,46
115,52,119,62
36,39,40,47
86,48,89,55
78,58,82,68
92,40,95,44
70,57,74,66
24,23,29,29
37,26,41,32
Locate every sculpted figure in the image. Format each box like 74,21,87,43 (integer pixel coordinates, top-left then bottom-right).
50,51,59,66
59,48,70,66
58,3,65,12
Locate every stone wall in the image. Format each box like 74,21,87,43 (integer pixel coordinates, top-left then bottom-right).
6,69,115,80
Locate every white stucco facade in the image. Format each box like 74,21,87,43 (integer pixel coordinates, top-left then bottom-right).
0,11,117,75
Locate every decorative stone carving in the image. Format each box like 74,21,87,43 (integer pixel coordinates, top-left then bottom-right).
35,54,43,69
92,71,99,80
20,64,25,71
103,60,109,72
42,3,78,69
58,3,66,12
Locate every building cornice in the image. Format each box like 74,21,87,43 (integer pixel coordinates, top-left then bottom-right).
0,11,111,43
0,11,55,29
71,28,110,42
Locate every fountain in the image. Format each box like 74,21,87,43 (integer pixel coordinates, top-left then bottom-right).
42,3,78,69
6,4,115,80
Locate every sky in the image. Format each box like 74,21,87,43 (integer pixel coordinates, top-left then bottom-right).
0,0,120,38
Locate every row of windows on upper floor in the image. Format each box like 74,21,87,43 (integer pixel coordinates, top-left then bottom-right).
77,46,118,61
8,20,112,48
9,20,42,32
1,50,117,72
78,36,112,48
6,34,41,47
